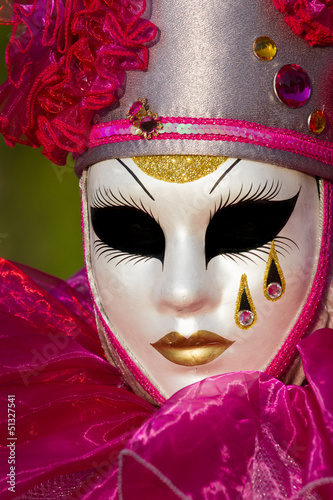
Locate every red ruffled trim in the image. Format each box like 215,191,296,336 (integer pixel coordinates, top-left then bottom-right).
0,0,157,165
273,0,333,46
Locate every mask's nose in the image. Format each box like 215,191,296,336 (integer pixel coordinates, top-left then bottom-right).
153,230,220,316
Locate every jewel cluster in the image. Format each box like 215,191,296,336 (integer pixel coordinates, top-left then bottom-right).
126,98,163,139
253,36,327,135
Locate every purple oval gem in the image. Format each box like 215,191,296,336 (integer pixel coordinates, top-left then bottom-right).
129,101,143,117
275,64,311,109
140,116,158,133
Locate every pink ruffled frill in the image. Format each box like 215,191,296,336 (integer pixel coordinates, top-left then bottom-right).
0,259,333,499
273,0,333,46
118,330,333,499
0,0,157,165
0,259,155,499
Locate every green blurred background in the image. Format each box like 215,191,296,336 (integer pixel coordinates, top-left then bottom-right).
0,25,84,279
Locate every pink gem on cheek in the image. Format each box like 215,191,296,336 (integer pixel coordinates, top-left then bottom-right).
238,310,254,327
267,282,282,299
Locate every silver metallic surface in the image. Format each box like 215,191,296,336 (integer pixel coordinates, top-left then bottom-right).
77,0,333,178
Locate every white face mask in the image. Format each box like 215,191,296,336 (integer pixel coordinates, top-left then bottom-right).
82,157,320,401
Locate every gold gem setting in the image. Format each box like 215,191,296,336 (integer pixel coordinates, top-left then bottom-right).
264,241,285,301
126,98,163,139
235,274,257,330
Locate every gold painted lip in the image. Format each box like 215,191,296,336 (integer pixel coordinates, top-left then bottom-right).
151,331,234,366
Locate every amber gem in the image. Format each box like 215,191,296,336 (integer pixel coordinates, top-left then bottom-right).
253,36,277,62
308,110,327,135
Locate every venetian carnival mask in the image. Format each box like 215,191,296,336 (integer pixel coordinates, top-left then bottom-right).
1,0,333,407
73,1,333,407
81,155,325,403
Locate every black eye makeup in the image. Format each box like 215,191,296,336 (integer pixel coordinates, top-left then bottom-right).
205,181,300,264
91,187,165,263
90,181,300,266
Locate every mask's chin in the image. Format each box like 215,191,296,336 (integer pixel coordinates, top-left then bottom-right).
80,167,333,406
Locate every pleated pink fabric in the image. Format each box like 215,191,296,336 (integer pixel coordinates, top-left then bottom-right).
1,258,333,499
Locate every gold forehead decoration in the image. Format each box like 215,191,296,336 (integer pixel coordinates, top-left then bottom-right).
131,155,229,183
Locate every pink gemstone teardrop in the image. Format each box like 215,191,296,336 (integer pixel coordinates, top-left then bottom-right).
140,116,158,133
275,64,311,108
238,310,254,327
267,282,282,299
129,101,143,117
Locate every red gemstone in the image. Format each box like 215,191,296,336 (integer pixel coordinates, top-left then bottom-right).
128,101,143,117
140,116,158,133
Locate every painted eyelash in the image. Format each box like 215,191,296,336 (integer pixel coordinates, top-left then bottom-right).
92,183,299,265
220,236,298,265
91,188,161,264
211,179,283,219
91,186,156,220
207,180,299,264
94,240,153,266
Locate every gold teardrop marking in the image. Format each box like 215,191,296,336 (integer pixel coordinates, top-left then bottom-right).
264,241,285,301
235,274,257,330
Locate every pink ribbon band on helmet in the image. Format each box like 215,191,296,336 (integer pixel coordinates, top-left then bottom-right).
87,116,333,165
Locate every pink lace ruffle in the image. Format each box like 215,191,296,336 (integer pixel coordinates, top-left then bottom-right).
273,0,333,46
0,0,157,165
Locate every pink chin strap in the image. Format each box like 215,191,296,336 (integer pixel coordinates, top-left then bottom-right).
266,180,333,377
